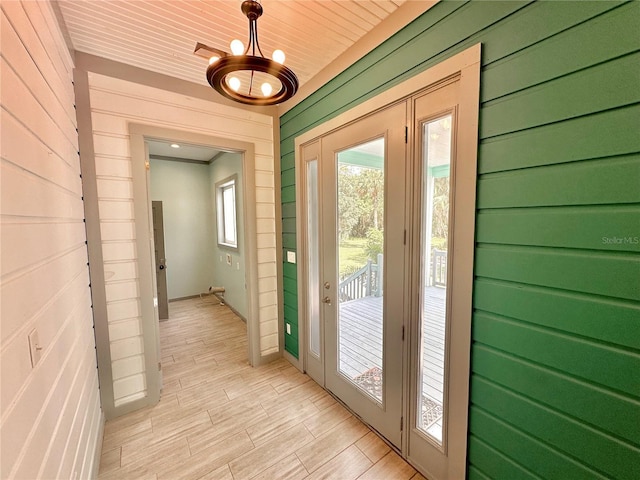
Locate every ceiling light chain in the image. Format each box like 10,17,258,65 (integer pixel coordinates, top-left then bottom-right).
202,0,298,106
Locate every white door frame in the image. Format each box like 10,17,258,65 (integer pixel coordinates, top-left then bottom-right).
294,44,481,478
129,124,262,405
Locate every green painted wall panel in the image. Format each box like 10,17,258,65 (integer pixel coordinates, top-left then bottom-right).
476,206,640,252
473,312,640,397
284,334,298,358
281,152,295,171
480,53,640,139
284,304,298,324
475,245,640,301
472,345,639,443
281,185,296,203
279,0,640,474
467,436,539,480
479,1,623,65
477,155,640,209
282,262,297,281
283,289,297,310
283,304,298,361
281,218,296,234
281,202,296,219
282,233,296,250
281,168,295,188
481,3,639,102
468,465,493,480
469,409,609,480
327,2,527,98
285,326,298,344
281,138,295,159
471,377,640,480
282,276,297,297
284,309,299,341
473,279,640,350
478,105,640,174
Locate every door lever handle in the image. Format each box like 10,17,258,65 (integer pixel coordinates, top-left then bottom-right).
322,296,331,305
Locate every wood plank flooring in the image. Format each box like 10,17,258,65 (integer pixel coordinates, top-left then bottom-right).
98,297,425,480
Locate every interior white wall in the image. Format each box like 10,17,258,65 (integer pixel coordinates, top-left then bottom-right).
84,72,280,406
210,152,248,319
150,159,215,300
0,1,103,478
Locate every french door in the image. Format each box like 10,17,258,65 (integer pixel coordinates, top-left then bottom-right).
302,103,406,446
299,57,477,480
327,103,407,445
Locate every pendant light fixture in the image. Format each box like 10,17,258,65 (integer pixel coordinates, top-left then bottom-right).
198,0,298,106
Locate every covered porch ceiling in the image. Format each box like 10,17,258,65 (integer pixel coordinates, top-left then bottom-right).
55,0,436,110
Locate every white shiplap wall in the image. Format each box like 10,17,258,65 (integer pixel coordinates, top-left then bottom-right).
87,73,280,404
0,1,103,479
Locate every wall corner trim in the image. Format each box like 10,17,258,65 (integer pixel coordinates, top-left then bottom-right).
73,68,117,418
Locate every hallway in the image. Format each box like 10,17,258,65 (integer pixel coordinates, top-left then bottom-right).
98,297,424,480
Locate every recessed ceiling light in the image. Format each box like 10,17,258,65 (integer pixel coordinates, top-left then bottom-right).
170,143,180,148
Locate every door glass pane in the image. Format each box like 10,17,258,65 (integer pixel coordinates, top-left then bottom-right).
336,138,385,404
417,114,452,445
307,160,321,357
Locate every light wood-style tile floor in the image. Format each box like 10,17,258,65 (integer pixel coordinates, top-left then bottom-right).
98,297,425,480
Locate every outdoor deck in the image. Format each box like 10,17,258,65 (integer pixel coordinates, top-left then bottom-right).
339,286,446,407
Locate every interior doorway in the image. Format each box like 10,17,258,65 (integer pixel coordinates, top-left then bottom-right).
146,139,247,319
128,125,264,409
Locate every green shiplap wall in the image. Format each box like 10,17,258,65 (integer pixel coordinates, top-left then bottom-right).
279,1,640,478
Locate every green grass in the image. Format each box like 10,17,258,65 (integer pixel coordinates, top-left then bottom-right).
339,237,368,278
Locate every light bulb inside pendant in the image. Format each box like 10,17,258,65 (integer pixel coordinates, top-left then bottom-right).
272,49,285,64
261,83,273,96
230,39,244,55
228,76,241,92
208,56,220,65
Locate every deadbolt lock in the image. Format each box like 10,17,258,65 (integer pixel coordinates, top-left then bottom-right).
322,296,331,304
324,282,330,290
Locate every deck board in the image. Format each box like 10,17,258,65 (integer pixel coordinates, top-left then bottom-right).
339,286,446,405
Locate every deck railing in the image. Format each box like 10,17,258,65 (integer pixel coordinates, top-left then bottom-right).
339,253,383,302
339,249,447,301
432,249,447,287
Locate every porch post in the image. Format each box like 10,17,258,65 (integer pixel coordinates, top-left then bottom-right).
376,253,384,297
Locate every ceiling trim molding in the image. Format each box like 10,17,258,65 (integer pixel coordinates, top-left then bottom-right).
148,154,209,165
277,1,440,115
210,151,227,163
74,52,279,116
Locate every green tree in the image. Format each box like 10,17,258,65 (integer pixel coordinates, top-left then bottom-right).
337,165,384,239
431,176,450,244
365,227,384,260
337,165,360,240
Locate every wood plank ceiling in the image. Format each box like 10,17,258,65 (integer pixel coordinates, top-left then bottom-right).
56,0,406,90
